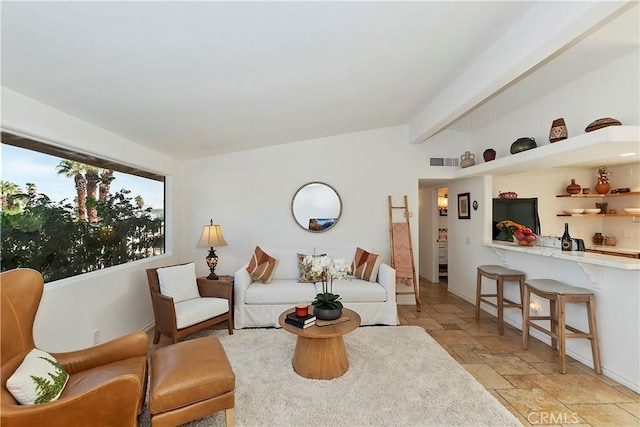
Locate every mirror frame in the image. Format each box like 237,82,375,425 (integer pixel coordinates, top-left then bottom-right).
291,181,343,233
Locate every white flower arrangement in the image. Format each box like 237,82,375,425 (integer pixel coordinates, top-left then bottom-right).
302,255,352,309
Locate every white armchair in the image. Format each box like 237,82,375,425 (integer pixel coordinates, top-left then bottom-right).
146,262,233,344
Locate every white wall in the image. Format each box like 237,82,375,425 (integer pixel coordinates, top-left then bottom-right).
180,125,430,305
419,48,640,391
1,87,184,351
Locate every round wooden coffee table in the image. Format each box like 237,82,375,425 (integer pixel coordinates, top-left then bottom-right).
278,308,361,380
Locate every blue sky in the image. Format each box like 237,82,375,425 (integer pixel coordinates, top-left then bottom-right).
1,144,164,210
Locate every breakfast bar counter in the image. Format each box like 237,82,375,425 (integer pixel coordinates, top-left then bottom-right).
479,239,640,393
483,240,640,270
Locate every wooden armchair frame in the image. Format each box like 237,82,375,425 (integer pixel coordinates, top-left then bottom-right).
146,264,233,344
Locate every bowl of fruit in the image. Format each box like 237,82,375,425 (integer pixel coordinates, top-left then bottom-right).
514,228,537,246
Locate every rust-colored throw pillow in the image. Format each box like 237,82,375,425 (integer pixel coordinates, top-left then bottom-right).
351,247,382,282
297,253,326,283
246,246,277,283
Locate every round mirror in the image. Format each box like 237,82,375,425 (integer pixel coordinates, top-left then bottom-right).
291,181,342,233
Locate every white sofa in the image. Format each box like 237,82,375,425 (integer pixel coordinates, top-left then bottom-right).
233,248,398,329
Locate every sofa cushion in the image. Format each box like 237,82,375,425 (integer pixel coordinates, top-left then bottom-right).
156,263,200,303
7,348,69,405
296,253,326,283
245,280,317,304
351,247,382,282
246,246,278,283
315,279,387,303
174,297,229,329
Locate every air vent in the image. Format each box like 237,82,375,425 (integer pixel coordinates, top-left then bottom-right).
429,157,459,167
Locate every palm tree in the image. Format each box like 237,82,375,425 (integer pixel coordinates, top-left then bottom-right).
134,195,144,209
99,169,114,202
85,167,100,222
56,160,88,221
1,180,23,211
25,182,37,196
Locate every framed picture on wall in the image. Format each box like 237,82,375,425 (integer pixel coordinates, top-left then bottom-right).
439,209,447,217
458,193,470,219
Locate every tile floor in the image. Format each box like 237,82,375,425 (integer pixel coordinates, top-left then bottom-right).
399,278,640,427
147,277,639,426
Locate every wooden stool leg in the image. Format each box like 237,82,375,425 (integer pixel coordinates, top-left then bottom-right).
225,407,234,427
522,286,530,349
497,277,505,335
587,295,602,374
475,270,482,321
558,296,567,374
550,298,558,351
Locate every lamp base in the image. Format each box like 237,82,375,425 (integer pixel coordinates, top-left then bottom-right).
205,248,219,281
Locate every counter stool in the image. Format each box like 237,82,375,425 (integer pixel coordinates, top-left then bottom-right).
522,279,602,375
150,336,235,427
475,265,525,335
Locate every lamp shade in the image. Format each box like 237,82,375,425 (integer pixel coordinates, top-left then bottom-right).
197,222,228,248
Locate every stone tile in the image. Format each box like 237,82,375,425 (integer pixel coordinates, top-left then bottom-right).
497,388,584,425
474,335,524,353
614,386,640,402
461,364,514,390
429,329,483,346
478,353,541,375
617,401,640,419
428,312,468,324
431,303,466,314
449,344,487,363
567,403,640,426
570,362,623,386
407,317,443,331
503,374,636,405
516,351,549,363
489,390,534,427
458,321,517,337
440,323,462,330
529,362,583,375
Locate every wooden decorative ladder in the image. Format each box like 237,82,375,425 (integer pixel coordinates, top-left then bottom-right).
388,195,421,312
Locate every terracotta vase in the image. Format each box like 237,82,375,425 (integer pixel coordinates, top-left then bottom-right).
595,182,610,195
483,148,496,162
549,118,568,143
460,151,476,168
566,179,581,195
592,233,604,245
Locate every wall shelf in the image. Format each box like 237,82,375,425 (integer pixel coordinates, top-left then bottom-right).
452,126,639,179
557,213,640,217
556,192,640,198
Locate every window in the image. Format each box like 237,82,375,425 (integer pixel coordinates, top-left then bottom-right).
1,132,165,282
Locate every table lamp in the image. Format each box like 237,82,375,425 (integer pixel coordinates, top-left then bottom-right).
197,219,228,280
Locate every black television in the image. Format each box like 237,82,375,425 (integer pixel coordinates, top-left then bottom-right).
492,198,541,241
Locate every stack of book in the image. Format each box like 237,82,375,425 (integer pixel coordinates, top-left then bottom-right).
285,311,316,329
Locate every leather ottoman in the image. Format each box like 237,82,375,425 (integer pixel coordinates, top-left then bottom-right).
150,337,235,427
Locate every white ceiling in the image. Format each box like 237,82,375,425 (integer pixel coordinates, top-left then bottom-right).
1,1,534,160
1,2,637,161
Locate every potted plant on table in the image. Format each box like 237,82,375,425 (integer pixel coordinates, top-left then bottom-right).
595,166,612,195
301,255,352,320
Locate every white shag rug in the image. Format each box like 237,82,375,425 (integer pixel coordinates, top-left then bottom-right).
140,326,520,427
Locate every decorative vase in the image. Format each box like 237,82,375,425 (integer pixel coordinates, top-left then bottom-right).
510,137,537,154
595,182,610,195
549,118,568,143
566,179,581,195
483,149,496,162
592,232,604,245
313,307,342,321
460,151,476,168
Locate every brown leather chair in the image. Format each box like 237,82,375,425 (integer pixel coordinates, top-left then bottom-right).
1,268,149,427
146,263,233,344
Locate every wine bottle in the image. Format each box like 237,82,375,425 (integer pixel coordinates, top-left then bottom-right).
561,223,572,251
